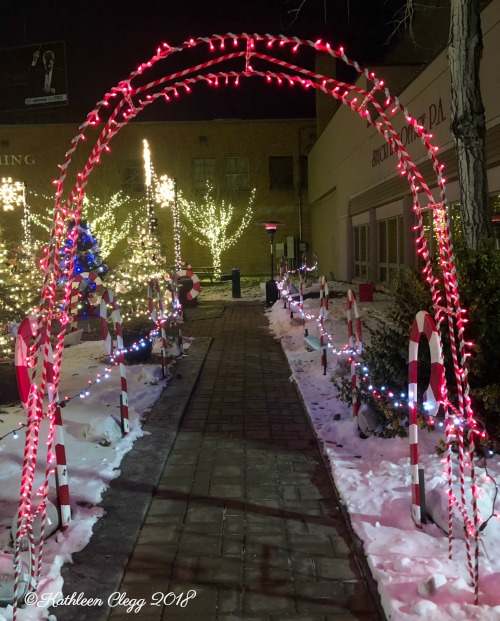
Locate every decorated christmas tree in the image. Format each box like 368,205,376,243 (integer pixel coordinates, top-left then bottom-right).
59,219,109,319
107,225,170,323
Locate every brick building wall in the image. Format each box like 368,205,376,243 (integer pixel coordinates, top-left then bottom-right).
0,118,316,275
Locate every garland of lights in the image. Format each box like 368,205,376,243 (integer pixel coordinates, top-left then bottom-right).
10,32,483,615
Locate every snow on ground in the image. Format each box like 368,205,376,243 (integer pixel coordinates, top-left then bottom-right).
265,279,500,621
0,338,170,620
0,277,499,621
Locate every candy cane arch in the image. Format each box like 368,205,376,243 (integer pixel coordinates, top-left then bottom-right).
12,315,71,613
69,271,105,332
147,278,168,377
12,32,481,615
99,288,129,435
346,290,363,421
15,316,71,530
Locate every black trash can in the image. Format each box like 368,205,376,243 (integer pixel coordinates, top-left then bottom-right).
265,280,279,306
231,268,241,298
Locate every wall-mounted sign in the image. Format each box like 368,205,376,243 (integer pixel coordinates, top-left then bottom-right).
0,154,36,166
372,98,447,167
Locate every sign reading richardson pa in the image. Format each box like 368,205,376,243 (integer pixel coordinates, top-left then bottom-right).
0,41,68,112
372,98,446,167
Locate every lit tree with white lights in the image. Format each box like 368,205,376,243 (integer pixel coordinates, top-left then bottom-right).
179,185,255,278
28,191,140,261
0,233,44,357
106,226,170,322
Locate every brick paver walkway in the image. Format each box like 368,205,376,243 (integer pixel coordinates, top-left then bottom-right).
109,302,384,621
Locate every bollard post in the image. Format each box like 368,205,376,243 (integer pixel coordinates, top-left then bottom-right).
231,268,241,298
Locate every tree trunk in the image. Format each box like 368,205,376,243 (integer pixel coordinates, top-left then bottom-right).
448,0,492,248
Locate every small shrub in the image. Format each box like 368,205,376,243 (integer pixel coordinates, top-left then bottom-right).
333,252,500,447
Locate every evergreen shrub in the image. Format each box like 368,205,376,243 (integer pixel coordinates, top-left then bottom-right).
332,242,500,447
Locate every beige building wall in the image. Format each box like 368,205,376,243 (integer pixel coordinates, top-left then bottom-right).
0,118,316,275
308,0,500,283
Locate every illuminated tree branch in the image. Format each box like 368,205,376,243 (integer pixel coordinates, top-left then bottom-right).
179,185,255,278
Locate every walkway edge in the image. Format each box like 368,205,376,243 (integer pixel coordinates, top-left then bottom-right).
55,336,212,621
286,353,388,621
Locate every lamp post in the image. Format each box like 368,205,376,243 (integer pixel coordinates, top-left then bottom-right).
258,220,282,306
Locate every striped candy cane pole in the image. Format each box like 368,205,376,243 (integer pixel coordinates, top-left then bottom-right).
148,279,168,375
46,344,71,530
347,290,363,421
69,272,105,332
53,405,71,528
299,271,306,335
319,276,329,375
100,288,129,435
408,311,445,527
346,289,363,353
15,315,38,412
286,270,291,311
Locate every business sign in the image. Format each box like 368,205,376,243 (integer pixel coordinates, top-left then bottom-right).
0,41,68,112
371,98,447,167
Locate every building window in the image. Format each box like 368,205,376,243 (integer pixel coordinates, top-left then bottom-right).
225,157,249,190
121,160,144,194
192,158,215,191
378,216,404,284
269,155,294,190
354,224,370,279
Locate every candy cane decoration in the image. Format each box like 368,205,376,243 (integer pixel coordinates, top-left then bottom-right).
408,311,445,526
347,289,363,421
299,271,306,335
15,315,38,412
319,276,329,375
45,344,71,530
175,266,201,301
13,319,69,609
15,316,71,529
99,288,129,435
69,271,104,332
409,310,444,421
346,289,363,355
147,278,168,376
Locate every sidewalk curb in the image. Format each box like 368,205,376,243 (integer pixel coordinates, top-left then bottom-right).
55,337,212,621
290,366,387,621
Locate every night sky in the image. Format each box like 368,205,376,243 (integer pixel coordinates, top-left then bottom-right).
0,0,407,122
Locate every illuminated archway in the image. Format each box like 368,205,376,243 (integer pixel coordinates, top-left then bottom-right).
12,33,479,613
